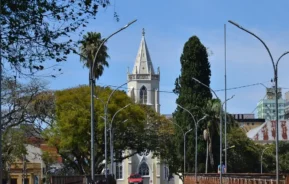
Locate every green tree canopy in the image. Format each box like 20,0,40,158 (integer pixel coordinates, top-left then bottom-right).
172,35,212,174
1,0,110,74
43,85,167,174
227,127,262,173
79,32,109,82
2,127,27,178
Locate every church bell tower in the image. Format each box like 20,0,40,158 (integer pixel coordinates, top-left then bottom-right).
127,29,160,113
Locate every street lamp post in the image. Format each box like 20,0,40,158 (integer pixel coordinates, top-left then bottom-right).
192,77,223,184
89,20,136,183
167,119,191,184
109,105,130,177
203,129,209,174
228,20,289,184
261,147,270,174
95,82,128,178
176,104,207,184
222,95,235,173
184,128,192,179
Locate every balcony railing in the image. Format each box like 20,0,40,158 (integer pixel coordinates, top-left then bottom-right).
128,74,159,80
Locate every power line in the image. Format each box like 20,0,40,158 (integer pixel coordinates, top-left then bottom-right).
97,80,284,95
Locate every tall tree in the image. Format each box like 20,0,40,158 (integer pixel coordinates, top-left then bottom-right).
2,127,27,178
173,36,212,173
1,75,48,130
79,32,109,83
1,0,110,74
43,85,165,174
203,99,235,171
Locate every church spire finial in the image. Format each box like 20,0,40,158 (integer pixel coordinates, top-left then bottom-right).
142,28,145,37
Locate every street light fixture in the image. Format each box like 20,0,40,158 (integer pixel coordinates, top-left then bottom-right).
109,105,130,177
167,119,191,184
89,20,137,183
222,94,235,172
228,20,289,184
176,104,207,184
261,147,270,174
94,82,127,178
192,77,223,184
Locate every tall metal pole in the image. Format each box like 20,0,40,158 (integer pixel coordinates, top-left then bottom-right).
261,147,269,174
205,138,209,174
167,120,186,183
195,126,197,183
90,65,95,182
219,104,222,184
104,107,108,177
109,104,130,177
183,129,192,184
224,24,228,173
103,82,127,177
274,69,279,181
90,20,136,182
177,104,207,184
183,134,186,182
228,20,289,184
192,77,223,184
0,0,3,181
109,123,112,177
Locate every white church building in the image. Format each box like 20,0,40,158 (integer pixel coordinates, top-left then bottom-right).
114,29,178,184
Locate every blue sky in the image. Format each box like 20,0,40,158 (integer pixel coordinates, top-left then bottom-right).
46,0,289,115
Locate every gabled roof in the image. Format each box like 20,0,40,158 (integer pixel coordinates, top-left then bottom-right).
132,29,155,75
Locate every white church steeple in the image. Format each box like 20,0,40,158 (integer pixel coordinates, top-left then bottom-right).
127,29,160,113
132,28,155,75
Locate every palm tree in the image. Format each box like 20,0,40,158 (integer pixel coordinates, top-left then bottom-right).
80,32,109,83
203,98,235,171
204,99,221,170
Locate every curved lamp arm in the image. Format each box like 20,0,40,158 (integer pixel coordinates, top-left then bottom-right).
228,20,275,71
110,104,131,127
192,77,220,100
91,20,137,79
177,104,197,126
106,82,128,108
276,51,289,66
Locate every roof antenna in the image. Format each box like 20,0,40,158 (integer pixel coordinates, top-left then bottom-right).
142,28,145,37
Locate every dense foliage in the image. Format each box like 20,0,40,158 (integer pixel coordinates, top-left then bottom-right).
43,85,169,174
79,32,109,82
1,0,110,74
1,75,49,130
172,36,212,175
2,127,27,177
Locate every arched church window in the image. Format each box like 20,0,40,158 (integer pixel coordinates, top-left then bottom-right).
139,162,149,176
140,86,147,104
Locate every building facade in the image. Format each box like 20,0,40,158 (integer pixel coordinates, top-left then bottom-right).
247,120,289,143
232,113,265,133
285,91,289,119
115,29,171,184
257,86,285,120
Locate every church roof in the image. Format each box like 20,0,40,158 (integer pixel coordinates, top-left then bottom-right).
132,29,155,74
